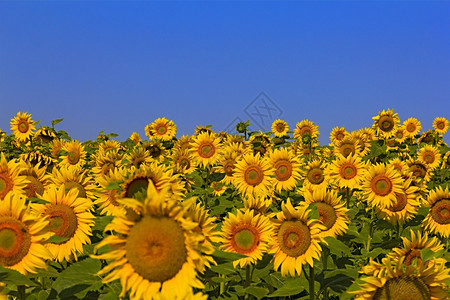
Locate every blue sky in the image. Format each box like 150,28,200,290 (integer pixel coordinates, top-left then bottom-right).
1,1,449,144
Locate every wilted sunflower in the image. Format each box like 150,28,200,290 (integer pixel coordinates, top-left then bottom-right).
220,209,273,268
267,148,302,192
0,154,28,199
361,163,404,209
329,127,348,144
10,112,36,143
271,119,289,137
171,148,196,175
293,120,319,141
270,199,324,277
432,117,449,134
93,182,211,299
190,132,222,168
37,186,95,262
233,153,274,198
19,162,52,198
51,166,97,202
302,187,350,238
301,159,329,190
0,192,52,275
422,186,450,238
147,117,177,141
58,140,86,170
372,109,400,139
417,145,441,171
403,117,422,138
327,154,367,190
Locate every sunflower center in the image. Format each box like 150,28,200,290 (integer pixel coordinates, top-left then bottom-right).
407,124,416,133
24,175,45,198
198,143,215,158
388,192,408,212
0,217,31,267
373,276,430,300
67,152,80,165
371,175,392,196
339,143,355,157
156,125,168,135
307,167,324,185
276,124,286,132
340,163,357,179
244,166,264,186
316,202,337,230
430,199,450,225
404,249,421,266
224,161,235,176
336,132,345,140
278,220,311,257
410,164,427,179
63,181,86,198
148,146,162,159
274,161,292,181
178,157,191,170
422,152,435,164
45,204,78,241
18,121,30,133
0,174,13,199
395,131,404,139
126,216,187,282
231,225,260,254
436,122,445,130
378,116,395,132
125,177,148,199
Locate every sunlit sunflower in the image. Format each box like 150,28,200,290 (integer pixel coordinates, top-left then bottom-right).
194,125,214,136
406,159,431,182
327,154,367,190
94,168,127,216
233,153,274,198
99,140,125,154
142,140,167,163
19,151,55,172
171,148,197,175
443,151,450,169
210,180,226,196
350,131,371,157
49,139,65,159
93,182,211,299
270,199,324,277
0,154,28,199
215,148,239,185
361,163,404,209
37,186,95,262
372,109,400,139
422,186,450,238
51,166,97,202
19,162,52,199
375,178,420,226
129,132,141,145
352,256,449,300
271,119,289,137
250,131,273,156
220,209,273,268
10,112,36,143
392,125,407,143
190,132,222,168
33,127,57,144
0,192,52,275
91,148,124,177
432,117,449,134
301,159,329,190
329,127,349,145
403,117,422,138
147,117,177,141
417,145,441,171
333,137,360,158
302,187,350,238
124,146,152,169
58,140,86,170
173,135,193,152
243,195,273,216
267,148,302,192
359,127,376,142
388,157,408,175
0,129,6,143
293,120,319,141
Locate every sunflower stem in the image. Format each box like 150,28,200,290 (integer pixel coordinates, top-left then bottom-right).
321,246,329,300
346,188,351,208
17,285,26,300
366,209,374,252
309,265,315,300
244,264,251,288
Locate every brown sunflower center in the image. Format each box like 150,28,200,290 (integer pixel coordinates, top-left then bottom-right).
0,217,31,267
223,161,235,176
244,166,264,186
0,173,13,199
371,175,392,196
436,121,445,130
373,276,430,300
422,152,435,164
276,123,286,132
430,199,450,225
340,163,357,180
24,175,44,198
45,204,78,241
230,224,260,254
125,177,148,199
395,131,404,139
64,181,87,198
278,220,311,257
67,151,81,165
307,167,324,185
18,121,30,133
403,249,421,266
299,127,311,137
336,132,345,141
126,216,187,282
410,164,427,179
198,143,215,159
156,125,168,135
388,192,408,212
407,124,417,133
178,156,191,170
274,160,292,181
339,143,355,157
378,116,395,132
316,202,337,230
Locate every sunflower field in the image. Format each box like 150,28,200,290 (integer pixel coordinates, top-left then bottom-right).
0,110,449,300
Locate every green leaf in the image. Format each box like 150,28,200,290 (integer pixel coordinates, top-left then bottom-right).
92,216,113,233
210,172,226,182
210,262,238,275
245,286,269,299
0,266,38,286
267,277,307,297
308,203,320,219
212,250,247,262
421,248,445,262
324,237,351,256
28,197,50,204
51,118,64,127
47,235,70,244
105,181,122,191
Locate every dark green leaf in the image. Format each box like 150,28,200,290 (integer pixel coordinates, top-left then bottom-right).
245,286,269,299
0,266,38,286
324,237,351,256
51,119,64,127
421,248,445,262
105,181,122,191
212,250,247,262
210,173,226,182
52,258,102,295
210,262,238,275
48,236,70,244
267,277,307,297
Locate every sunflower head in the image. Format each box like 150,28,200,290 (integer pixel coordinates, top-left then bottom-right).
372,109,400,138
10,112,36,143
422,186,450,238
271,119,289,137
433,117,449,134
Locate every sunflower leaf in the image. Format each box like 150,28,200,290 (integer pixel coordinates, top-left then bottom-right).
420,248,445,262
267,276,307,297
47,236,70,244
0,266,38,286
51,118,64,127
324,237,351,256
212,250,247,263
307,203,320,220
245,286,269,299
52,258,102,295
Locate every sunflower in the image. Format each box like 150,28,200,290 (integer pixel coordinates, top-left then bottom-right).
37,186,95,262
91,148,124,177
392,125,407,143
219,209,273,268
418,129,440,146
422,186,450,238
388,157,408,175
19,162,52,199
171,148,197,175
49,139,65,159
293,120,319,141
302,187,350,238
0,154,28,199
270,199,324,277
19,151,55,171
33,127,57,144
417,145,441,171
51,166,97,202
129,132,141,145
142,140,167,163
271,119,289,137
210,180,226,196
93,182,211,299
215,148,239,185
361,163,404,209
443,151,450,169
372,109,400,139
329,127,349,144
58,140,86,170
233,153,274,198
359,127,376,142
403,117,422,138
0,129,6,143
375,178,420,226
267,148,302,192
124,146,152,169
250,132,273,156
327,154,367,190
94,168,127,216
173,135,193,152
99,140,125,154
333,137,360,158
147,117,177,141
352,256,449,300
301,159,329,190
0,192,52,275
243,195,273,216
350,131,371,157
406,159,431,182
194,125,213,136
190,132,222,168
10,112,36,143
432,117,449,134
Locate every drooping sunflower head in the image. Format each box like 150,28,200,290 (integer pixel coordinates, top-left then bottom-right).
142,140,167,162
433,117,449,134
94,167,127,216
372,109,400,138
10,112,36,143
190,132,222,168
194,125,214,136
243,195,273,216
267,148,302,192
250,131,273,156
0,153,29,200
422,185,450,238
406,159,431,182
329,127,349,145
148,117,177,141
33,127,57,144
271,119,289,137
418,129,439,146
417,145,441,171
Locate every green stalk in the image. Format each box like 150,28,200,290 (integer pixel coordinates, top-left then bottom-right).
366,209,374,252
309,265,315,300
322,247,329,300
17,285,26,300
245,265,251,287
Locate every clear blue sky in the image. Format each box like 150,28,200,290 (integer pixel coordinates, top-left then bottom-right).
1,1,449,144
